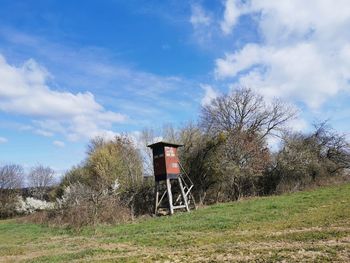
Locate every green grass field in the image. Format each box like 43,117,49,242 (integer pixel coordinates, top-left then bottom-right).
1,183,349,262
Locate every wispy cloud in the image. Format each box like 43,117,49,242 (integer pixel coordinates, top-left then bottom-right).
189,3,216,46
0,137,8,144
0,28,201,137
220,0,245,35
53,140,65,148
200,84,219,106
190,4,212,27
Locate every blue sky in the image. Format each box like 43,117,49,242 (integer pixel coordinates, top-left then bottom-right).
0,0,350,174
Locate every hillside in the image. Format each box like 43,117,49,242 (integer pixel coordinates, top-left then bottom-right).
1,183,349,262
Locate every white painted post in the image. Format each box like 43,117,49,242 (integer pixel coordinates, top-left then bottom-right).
166,179,174,215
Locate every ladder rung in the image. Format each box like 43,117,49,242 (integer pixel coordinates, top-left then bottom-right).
173,205,187,209
185,185,193,196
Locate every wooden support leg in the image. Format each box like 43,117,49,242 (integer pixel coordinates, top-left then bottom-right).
190,192,197,210
154,181,159,215
166,179,174,215
178,177,190,212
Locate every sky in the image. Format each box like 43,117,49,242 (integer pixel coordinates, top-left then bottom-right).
0,0,350,174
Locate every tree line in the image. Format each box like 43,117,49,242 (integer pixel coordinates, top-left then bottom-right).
1,87,349,228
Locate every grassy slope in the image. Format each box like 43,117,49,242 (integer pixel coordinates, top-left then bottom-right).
0,183,349,262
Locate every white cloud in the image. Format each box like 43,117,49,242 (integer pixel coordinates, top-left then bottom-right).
189,3,215,46
53,140,65,148
0,55,126,140
200,84,219,106
0,28,200,128
215,1,350,109
220,0,245,35
247,0,350,45
217,43,347,108
190,4,212,27
35,129,54,137
215,44,263,78
0,137,8,144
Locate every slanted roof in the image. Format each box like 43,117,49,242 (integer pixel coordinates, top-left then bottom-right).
147,141,183,148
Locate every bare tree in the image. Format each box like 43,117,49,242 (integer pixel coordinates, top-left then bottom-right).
196,88,297,201
311,122,350,173
200,87,296,139
178,123,222,204
139,128,157,177
28,165,55,199
0,164,24,218
0,164,24,189
162,123,178,143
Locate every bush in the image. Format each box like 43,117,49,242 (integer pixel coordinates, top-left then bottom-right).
15,196,54,214
121,179,155,218
267,123,350,194
0,190,19,218
0,164,24,218
179,128,272,203
27,183,131,229
86,136,143,191
40,135,147,228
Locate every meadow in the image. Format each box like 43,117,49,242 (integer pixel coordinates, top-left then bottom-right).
1,183,349,262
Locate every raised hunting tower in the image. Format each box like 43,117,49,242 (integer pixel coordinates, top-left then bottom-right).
148,141,195,215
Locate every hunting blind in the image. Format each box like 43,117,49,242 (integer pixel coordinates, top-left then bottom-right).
148,141,195,215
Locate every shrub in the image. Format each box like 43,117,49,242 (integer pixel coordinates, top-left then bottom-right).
27,183,131,229
0,164,24,218
120,179,155,218
15,196,54,214
268,123,350,194
0,190,19,218
86,135,143,191
45,135,146,227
